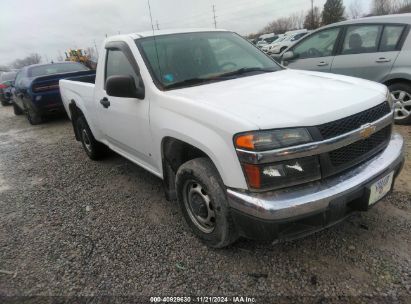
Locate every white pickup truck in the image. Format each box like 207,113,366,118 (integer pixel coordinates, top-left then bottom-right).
60,29,405,248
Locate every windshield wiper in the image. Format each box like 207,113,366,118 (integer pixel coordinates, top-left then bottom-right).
163,67,276,89
164,77,214,89
213,67,276,78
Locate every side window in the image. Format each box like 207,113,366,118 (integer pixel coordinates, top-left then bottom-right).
293,28,340,59
380,25,405,52
105,49,141,91
342,25,382,55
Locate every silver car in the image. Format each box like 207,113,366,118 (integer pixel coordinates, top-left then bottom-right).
279,14,411,124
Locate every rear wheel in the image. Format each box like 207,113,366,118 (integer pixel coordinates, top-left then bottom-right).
76,116,107,160
176,157,238,248
13,103,23,115
389,82,411,125
24,104,42,125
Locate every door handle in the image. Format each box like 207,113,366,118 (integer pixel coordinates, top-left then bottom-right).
100,97,110,108
317,61,328,66
376,57,391,63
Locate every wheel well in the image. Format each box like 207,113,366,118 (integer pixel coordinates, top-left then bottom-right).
68,101,84,141
161,137,209,201
384,78,411,87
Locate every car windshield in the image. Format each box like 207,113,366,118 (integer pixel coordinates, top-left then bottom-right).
136,31,281,89
272,36,286,44
28,63,89,77
0,72,17,81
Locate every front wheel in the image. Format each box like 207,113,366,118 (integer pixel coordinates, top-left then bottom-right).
176,157,238,248
76,116,107,160
389,82,411,125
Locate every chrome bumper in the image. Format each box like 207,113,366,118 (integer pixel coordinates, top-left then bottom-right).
227,133,405,221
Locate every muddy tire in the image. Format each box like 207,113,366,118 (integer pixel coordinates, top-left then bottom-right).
25,105,42,125
13,103,23,115
176,157,238,248
76,116,107,160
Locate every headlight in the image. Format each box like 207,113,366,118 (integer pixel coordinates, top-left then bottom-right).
242,156,321,190
235,128,318,190
234,128,312,151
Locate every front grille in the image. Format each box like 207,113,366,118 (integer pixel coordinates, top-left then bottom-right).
318,101,391,139
329,126,391,167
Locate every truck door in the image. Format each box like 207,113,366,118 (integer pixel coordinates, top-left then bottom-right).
96,42,155,170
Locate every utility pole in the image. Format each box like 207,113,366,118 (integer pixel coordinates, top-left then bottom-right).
311,0,314,29
156,20,160,30
94,40,99,58
212,5,217,29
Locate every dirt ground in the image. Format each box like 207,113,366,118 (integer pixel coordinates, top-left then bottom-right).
0,105,410,303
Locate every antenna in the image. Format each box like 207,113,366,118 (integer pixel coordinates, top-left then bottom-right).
147,0,163,80
212,5,217,29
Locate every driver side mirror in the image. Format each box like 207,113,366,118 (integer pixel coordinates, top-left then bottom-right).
106,75,145,99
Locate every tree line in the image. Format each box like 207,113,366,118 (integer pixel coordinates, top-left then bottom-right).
248,0,411,39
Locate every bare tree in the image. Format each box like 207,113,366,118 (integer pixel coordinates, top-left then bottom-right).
349,0,363,19
262,17,294,34
395,0,411,12
304,7,322,30
11,53,42,69
372,0,393,15
289,11,305,29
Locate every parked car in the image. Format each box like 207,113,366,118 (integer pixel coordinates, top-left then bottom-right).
277,14,411,124
256,40,268,49
60,29,403,248
269,32,309,54
12,62,94,124
0,71,17,106
261,35,285,53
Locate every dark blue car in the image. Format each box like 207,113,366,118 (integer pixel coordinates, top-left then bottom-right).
13,62,94,124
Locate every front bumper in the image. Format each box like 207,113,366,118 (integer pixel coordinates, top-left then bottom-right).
227,133,405,240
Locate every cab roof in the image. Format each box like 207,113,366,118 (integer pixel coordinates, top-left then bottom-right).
106,28,230,42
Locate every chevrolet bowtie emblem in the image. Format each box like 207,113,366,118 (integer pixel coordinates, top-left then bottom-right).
359,123,376,139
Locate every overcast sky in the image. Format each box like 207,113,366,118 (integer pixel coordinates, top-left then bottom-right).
0,0,372,66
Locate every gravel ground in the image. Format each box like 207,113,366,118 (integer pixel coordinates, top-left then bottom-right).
0,105,410,303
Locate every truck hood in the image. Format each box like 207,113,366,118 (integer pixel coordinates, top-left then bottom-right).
166,69,388,129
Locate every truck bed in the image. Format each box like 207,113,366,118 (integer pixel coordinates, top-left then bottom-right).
59,74,96,120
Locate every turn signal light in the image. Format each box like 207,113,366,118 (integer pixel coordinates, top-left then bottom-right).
235,134,255,150
243,163,261,189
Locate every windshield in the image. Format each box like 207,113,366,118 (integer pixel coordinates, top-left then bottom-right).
271,36,286,44
136,31,281,89
0,72,17,81
28,63,88,77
